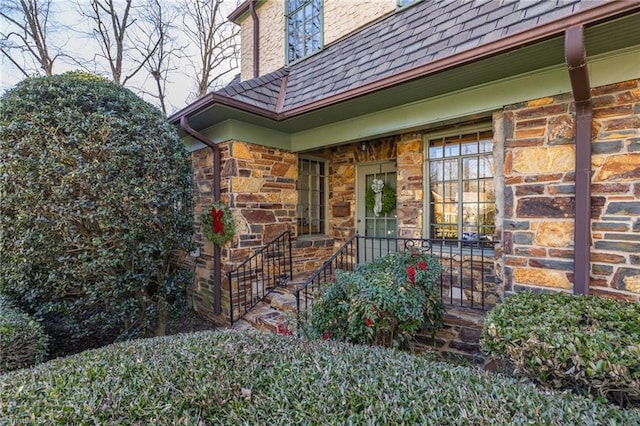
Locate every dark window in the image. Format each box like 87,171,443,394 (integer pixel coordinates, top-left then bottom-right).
427,130,495,243
286,0,322,63
297,158,326,235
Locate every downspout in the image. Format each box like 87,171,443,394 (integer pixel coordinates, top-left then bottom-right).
565,25,592,295
249,0,259,78
180,116,223,314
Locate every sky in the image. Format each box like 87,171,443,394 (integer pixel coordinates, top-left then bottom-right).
0,1,239,116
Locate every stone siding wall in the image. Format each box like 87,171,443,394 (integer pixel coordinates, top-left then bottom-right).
240,0,285,81
189,145,230,324
500,79,640,301
397,133,424,238
324,0,394,46
589,79,640,299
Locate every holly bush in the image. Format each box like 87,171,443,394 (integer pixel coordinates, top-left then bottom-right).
0,72,194,351
309,250,444,348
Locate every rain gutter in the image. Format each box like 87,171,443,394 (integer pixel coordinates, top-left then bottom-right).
180,116,223,314
565,25,592,296
249,1,259,78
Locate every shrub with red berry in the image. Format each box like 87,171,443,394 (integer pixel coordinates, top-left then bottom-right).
308,250,443,348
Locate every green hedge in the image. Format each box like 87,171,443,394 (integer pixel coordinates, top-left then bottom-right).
0,296,48,373
482,291,640,407
0,71,194,345
2,331,638,424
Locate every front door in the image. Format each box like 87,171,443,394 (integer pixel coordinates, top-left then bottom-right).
356,162,397,261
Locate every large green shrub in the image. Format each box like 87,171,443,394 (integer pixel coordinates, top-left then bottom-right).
0,296,48,373
309,250,444,348
482,291,640,407
1,331,638,424
0,72,194,350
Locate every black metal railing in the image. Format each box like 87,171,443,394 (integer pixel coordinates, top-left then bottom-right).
228,230,293,324
293,235,357,324
295,236,498,325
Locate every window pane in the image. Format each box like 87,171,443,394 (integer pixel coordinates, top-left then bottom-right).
287,0,322,62
297,158,326,235
428,130,494,242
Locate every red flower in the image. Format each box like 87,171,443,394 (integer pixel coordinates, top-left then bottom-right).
418,260,426,271
406,266,416,284
322,332,333,340
276,322,293,336
412,251,418,258
364,317,374,328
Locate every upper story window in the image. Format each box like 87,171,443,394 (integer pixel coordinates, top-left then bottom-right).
286,0,323,63
426,130,496,244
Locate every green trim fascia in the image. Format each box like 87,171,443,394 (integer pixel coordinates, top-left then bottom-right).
183,119,292,152
182,46,639,153
290,46,639,152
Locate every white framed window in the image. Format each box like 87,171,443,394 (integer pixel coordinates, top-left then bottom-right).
297,157,327,236
286,0,323,63
424,127,496,243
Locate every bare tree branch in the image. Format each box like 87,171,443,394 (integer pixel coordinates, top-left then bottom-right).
79,0,158,86
0,0,61,76
132,0,185,117
181,0,239,99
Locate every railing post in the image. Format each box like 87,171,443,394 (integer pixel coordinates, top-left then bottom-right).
288,230,293,281
227,270,234,325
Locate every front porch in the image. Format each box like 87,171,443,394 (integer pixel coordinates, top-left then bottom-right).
227,233,498,363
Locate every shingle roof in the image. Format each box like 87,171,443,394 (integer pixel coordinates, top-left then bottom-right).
216,68,288,111
175,0,629,121
281,0,594,111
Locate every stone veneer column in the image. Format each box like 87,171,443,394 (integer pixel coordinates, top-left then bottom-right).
589,79,640,300
501,79,640,301
396,133,423,238
190,145,225,323
225,141,298,249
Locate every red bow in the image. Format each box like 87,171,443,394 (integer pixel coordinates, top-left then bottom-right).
211,207,224,235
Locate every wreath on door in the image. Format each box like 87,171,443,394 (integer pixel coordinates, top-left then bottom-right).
365,180,396,216
201,201,235,246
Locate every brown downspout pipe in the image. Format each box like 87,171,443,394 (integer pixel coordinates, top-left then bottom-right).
180,116,223,314
249,0,259,78
565,25,592,295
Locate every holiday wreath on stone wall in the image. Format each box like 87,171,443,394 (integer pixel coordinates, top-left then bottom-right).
200,201,235,245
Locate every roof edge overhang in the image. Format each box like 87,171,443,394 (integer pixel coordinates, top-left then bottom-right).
228,0,262,24
169,1,640,127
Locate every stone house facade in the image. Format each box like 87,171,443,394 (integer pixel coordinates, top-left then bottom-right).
170,0,640,324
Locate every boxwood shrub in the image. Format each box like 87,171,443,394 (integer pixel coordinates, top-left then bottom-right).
482,291,640,407
2,331,638,424
0,296,48,373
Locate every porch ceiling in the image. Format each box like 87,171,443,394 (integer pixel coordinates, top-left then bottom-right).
180,12,639,140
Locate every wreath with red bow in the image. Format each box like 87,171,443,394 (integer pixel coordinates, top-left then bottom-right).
200,201,235,246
